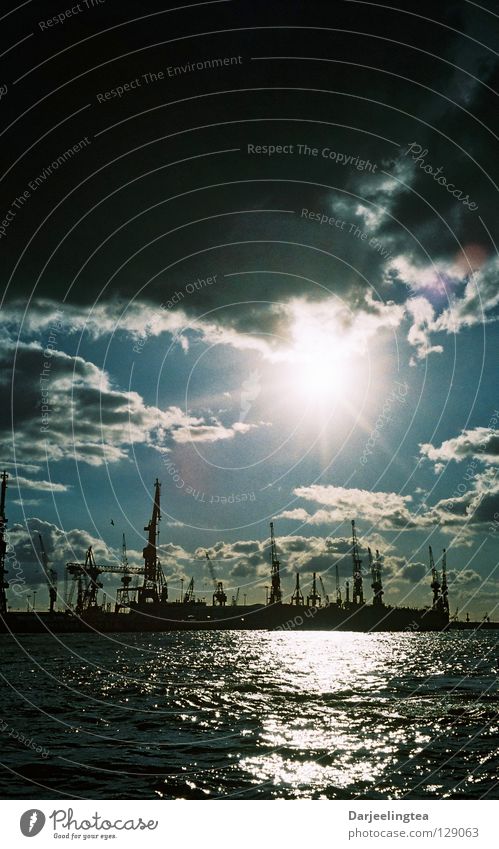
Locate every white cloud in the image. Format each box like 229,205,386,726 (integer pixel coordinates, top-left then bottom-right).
288,484,423,530
406,296,443,363
0,342,255,467
172,418,255,444
420,427,499,466
11,476,70,493
435,258,499,333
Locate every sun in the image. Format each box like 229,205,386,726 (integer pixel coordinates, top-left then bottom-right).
293,354,347,404
284,307,353,406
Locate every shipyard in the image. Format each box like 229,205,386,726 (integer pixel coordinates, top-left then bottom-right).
1,470,495,636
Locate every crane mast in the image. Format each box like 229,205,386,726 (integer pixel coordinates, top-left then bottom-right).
441,548,449,614
0,471,9,616
38,534,57,613
139,479,167,605
370,547,384,607
205,551,227,606
66,549,145,613
429,545,441,608
351,520,364,605
335,563,342,605
291,572,304,606
183,576,195,604
307,572,321,607
268,521,282,605
115,533,134,611
318,574,329,606
80,547,103,614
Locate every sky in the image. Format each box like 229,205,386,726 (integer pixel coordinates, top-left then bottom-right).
1,0,499,617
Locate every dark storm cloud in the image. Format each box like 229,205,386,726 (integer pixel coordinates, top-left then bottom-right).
230,560,259,579
399,561,426,584
2,0,498,364
0,338,254,467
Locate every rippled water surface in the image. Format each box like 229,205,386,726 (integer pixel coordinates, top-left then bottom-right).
0,631,498,799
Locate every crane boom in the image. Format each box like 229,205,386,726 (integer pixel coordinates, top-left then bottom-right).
183,576,195,604
307,572,321,608
335,562,342,605
138,479,167,604
318,574,329,605
429,545,441,608
441,548,449,614
38,533,57,614
205,551,227,606
115,533,136,612
351,520,364,605
66,541,146,614
205,551,217,590
370,547,384,607
291,572,304,606
268,521,282,605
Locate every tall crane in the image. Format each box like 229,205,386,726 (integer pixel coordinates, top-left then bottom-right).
441,548,449,615
139,479,167,605
335,563,342,605
183,576,195,604
369,547,384,607
318,574,329,606
268,521,282,605
67,546,102,615
115,533,135,611
307,572,321,608
429,545,441,608
351,520,364,605
291,572,304,606
38,534,57,613
205,551,227,606
0,471,9,616
66,546,145,615
231,587,240,606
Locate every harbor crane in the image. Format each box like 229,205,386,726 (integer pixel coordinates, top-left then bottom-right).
115,533,136,612
369,547,384,607
441,549,449,615
307,572,322,608
66,546,103,615
38,534,57,613
351,520,364,605
0,471,9,616
139,478,167,604
429,546,441,609
291,572,304,606
318,574,329,606
205,551,227,606
183,576,195,604
268,521,282,605
66,545,145,615
231,587,240,606
335,563,342,605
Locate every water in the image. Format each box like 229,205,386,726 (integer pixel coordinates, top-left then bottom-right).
0,631,498,799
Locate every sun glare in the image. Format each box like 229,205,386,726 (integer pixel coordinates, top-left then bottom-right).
285,307,354,406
